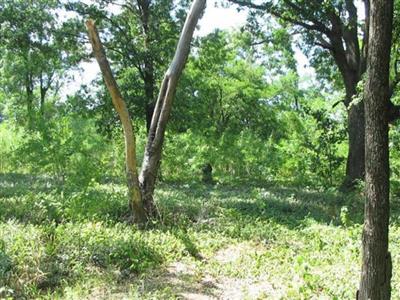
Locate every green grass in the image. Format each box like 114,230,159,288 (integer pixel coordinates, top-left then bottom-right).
0,173,399,299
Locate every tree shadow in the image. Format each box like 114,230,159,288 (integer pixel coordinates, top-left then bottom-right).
2,174,400,298
0,173,58,198
0,173,128,224
0,221,164,299
137,262,218,299
155,182,381,242
221,186,363,228
172,230,203,260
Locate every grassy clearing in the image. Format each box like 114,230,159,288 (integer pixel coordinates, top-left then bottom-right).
0,174,399,299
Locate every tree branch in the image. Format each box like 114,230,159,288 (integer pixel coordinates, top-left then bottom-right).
86,19,146,223
230,0,331,35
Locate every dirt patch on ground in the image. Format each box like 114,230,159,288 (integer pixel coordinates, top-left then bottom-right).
216,277,282,300
139,260,218,299
144,242,282,300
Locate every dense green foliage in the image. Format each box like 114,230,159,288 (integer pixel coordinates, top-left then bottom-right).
0,0,82,125
1,25,350,188
1,0,400,298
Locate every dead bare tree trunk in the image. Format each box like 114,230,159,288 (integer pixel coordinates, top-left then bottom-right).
139,0,206,216
357,0,393,298
86,20,147,224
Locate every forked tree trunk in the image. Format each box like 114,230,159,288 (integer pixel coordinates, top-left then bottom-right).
358,0,393,298
86,20,147,224
139,0,207,216
86,0,206,221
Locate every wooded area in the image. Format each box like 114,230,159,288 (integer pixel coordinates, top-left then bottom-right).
0,0,399,298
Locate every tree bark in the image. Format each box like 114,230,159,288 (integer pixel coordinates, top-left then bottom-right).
139,0,206,216
202,163,213,184
144,63,155,132
138,0,157,132
328,10,366,189
343,96,365,189
143,40,156,132
86,20,147,224
145,100,155,132
358,0,393,298
39,74,48,117
26,73,34,127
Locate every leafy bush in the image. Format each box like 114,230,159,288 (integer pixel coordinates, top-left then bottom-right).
13,116,113,187
162,108,346,188
0,122,24,173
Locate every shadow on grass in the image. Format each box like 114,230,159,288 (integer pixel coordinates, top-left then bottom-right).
2,172,399,235
2,173,400,298
136,262,218,299
157,182,366,232
172,230,203,260
219,186,364,228
0,221,164,299
0,173,128,224
0,173,59,198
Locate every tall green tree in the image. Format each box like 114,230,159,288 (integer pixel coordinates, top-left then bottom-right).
172,30,300,181
67,0,186,131
230,0,400,188
0,0,81,125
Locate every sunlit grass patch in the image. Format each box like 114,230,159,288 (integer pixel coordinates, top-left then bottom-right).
0,178,399,299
